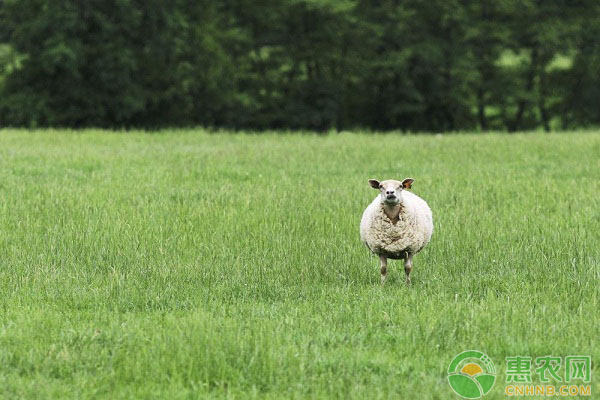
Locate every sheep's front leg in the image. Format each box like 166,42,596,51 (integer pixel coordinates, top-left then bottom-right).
379,255,388,284
404,254,413,285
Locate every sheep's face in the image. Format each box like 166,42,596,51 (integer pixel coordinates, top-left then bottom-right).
368,178,414,206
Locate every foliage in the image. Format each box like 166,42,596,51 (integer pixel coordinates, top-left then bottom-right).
0,0,598,131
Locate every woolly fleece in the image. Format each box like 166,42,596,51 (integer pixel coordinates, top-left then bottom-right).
360,190,433,259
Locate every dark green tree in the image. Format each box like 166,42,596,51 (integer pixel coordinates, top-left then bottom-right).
0,0,598,131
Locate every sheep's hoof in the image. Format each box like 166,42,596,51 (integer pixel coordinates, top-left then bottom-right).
381,275,387,285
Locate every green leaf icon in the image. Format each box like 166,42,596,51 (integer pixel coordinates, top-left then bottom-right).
447,351,496,398
448,375,482,399
476,374,495,395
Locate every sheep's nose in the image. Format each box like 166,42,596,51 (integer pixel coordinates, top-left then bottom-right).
386,190,395,195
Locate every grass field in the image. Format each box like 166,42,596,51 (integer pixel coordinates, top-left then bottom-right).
0,129,598,399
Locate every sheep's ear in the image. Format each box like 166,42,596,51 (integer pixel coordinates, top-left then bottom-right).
368,179,381,189
402,178,414,189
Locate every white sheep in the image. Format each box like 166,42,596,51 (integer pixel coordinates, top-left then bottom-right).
360,178,433,284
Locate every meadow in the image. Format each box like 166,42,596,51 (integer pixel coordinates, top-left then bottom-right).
0,129,597,399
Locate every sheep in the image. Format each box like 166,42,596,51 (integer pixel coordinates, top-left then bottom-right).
360,178,433,284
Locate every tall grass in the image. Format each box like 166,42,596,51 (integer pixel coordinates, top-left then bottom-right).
0,129,597,399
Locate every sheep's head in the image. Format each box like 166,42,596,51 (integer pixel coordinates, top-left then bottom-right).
368,178,414,206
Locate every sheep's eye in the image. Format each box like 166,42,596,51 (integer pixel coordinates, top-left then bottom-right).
379,185,383,189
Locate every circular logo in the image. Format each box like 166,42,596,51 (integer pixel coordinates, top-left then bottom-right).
447,350,496,399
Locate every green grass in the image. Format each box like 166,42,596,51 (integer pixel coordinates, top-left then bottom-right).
0,129,598,399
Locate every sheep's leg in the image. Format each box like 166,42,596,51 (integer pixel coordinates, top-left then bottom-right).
404,254,413,285
379,255,388,284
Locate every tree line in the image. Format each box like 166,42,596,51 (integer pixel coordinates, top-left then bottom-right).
0,0,599,132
